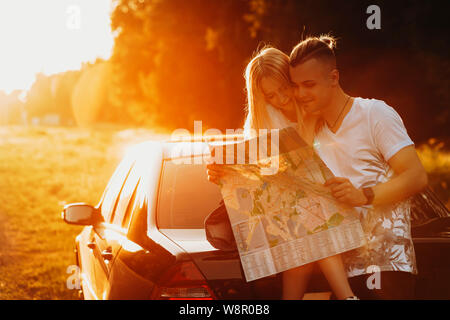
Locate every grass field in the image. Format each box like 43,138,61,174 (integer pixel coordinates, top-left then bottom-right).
0,125,169,299
0,125,448,299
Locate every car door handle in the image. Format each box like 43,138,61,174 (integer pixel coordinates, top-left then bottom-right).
87,242,96,250
101,248,113,261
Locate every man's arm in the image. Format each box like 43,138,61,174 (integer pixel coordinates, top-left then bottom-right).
325,145,428,207
371,145,428,206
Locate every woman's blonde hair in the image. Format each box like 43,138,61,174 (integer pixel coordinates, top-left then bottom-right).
243,46,301,138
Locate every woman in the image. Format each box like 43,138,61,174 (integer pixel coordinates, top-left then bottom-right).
207,46,357,300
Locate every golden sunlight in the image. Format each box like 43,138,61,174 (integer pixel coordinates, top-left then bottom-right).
0,0,114,94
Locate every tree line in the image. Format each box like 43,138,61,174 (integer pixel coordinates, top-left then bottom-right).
0,0,448,143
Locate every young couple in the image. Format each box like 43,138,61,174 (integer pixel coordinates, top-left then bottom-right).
207,35,428,300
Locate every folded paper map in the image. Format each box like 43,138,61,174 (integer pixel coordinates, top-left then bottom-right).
209,126,366,282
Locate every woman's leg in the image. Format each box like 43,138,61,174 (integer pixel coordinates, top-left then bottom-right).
282,263,314,300
316,254,354,300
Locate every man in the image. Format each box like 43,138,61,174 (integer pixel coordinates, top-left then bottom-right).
288,35,428,299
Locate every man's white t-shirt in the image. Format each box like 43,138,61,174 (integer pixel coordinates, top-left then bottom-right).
313,97,418,277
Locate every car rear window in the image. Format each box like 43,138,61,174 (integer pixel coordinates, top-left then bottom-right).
157,158,223,228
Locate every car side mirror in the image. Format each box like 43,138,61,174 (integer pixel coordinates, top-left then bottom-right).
62,203,103,226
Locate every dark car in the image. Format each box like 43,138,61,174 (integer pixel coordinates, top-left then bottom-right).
62,136,450,300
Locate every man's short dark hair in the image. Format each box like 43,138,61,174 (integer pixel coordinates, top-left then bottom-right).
289,35,337,69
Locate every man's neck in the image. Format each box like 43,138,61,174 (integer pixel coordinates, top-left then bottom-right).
322,88,351,130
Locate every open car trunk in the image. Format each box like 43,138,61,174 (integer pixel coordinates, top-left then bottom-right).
159,229,332,299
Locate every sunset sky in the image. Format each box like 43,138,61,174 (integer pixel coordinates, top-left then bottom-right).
0,0,114,94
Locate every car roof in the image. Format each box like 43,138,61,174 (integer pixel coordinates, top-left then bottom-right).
129,134,245,161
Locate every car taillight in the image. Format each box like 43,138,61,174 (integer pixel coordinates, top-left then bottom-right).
151,261,216,300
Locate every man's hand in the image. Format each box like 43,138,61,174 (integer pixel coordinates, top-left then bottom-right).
324,146,428,207
324,177,367,207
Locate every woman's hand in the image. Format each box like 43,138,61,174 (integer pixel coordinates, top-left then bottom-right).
206,163,225,185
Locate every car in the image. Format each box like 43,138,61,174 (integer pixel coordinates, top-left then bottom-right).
62,135,450,300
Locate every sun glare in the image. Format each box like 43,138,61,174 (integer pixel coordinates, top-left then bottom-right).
0,0,114,94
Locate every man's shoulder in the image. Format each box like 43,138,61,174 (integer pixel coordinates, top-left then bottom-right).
354,97,398,121
355,97,392,113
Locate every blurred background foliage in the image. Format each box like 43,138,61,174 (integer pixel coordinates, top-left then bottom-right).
0,0,448,142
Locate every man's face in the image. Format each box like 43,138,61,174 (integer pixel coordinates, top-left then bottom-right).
289,58,336,115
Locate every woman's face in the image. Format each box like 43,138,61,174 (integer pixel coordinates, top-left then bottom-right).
260,76,296,120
